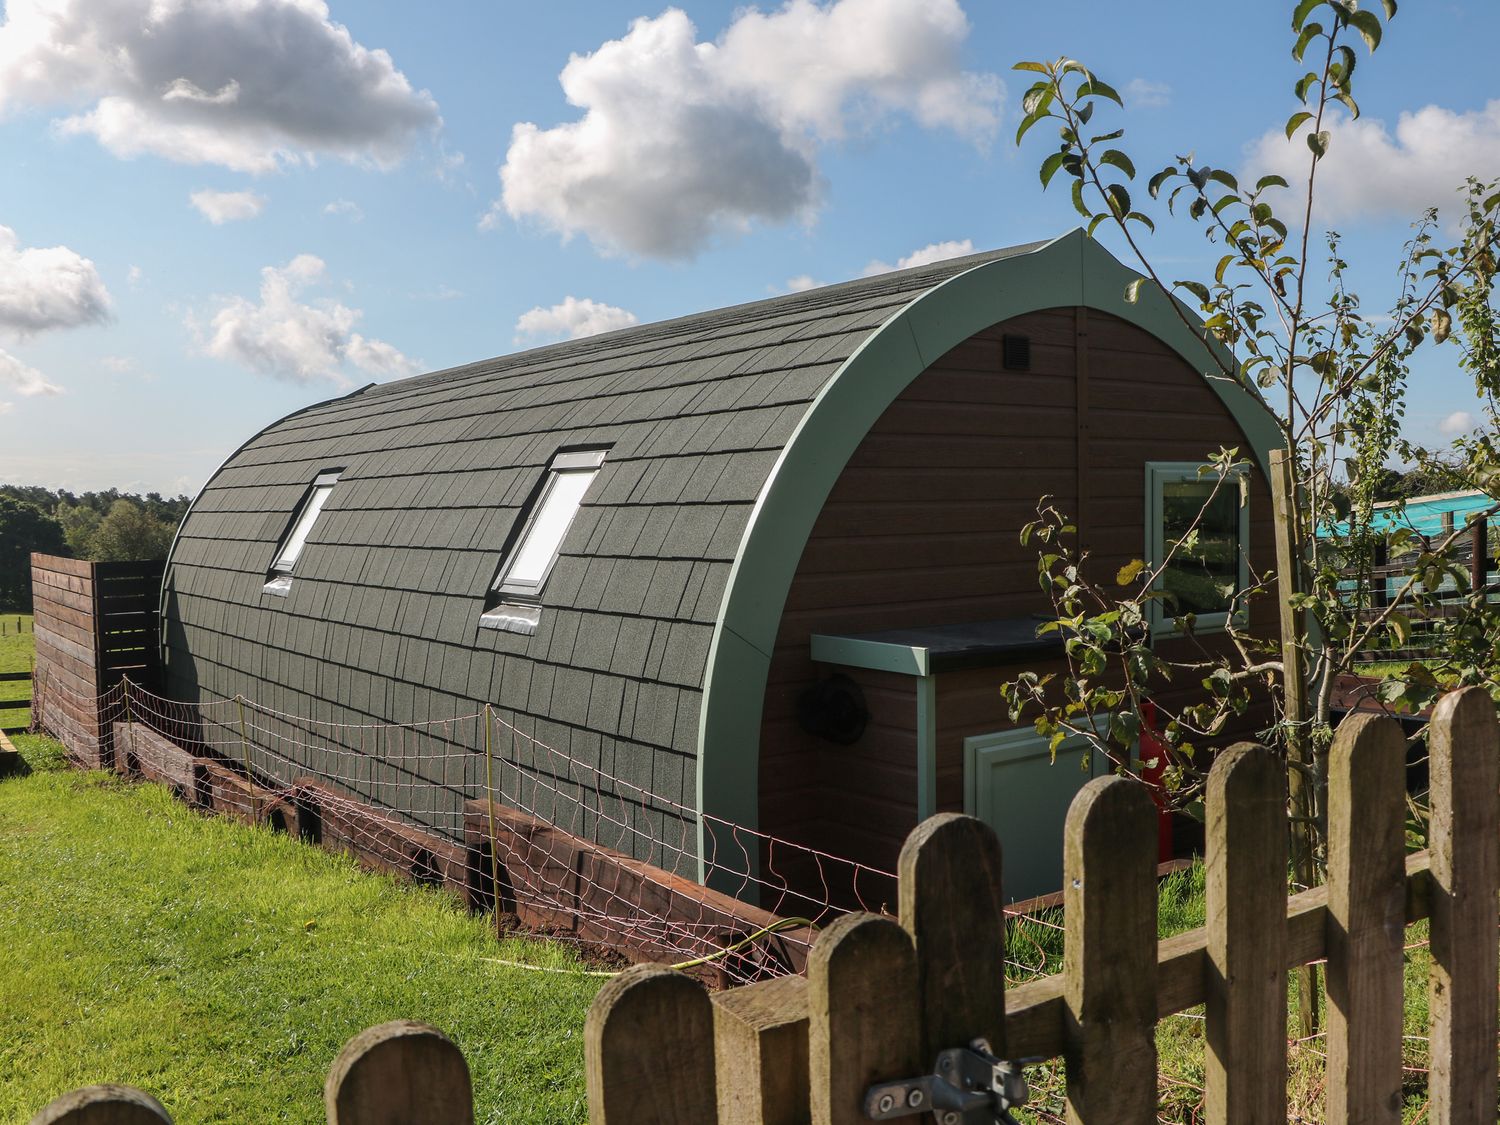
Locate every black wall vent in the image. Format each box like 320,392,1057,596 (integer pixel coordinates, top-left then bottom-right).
796,673,869,746
1002,333,1032,371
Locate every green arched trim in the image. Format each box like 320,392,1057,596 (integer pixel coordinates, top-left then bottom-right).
694,230,1281,884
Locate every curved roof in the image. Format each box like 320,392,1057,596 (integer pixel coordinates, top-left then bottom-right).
162,231,1280,872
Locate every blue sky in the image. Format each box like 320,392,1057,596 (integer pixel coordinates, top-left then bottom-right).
1,0,1498,496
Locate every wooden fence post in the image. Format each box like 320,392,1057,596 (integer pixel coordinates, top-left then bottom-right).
29,1085,173,1124
1203,745,1287,1125
586,964,716,1125
325,1020,473,1125
807,913,920,1125
898,812,1008,1063
1062,775,1158,1124
1324,712,1406,1124
1469,516,1488,595
1425,687,1500,1122
711,974,809,1125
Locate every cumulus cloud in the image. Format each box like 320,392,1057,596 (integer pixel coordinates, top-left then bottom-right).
323,198,364,221
203,254,418,384
495,1,999,258
1245,101,1500,222
1125,78,1171,109
863,237,974,276
785,274,822,292
0,225,111,338
514,297,639,345
1439,410,1476,436
0,0,439,173
0,346,62,397
190,188,266,224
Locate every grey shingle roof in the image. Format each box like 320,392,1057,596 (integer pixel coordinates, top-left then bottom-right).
161,242,1045,861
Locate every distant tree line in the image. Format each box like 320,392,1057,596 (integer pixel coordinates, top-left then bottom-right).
0,485,191,611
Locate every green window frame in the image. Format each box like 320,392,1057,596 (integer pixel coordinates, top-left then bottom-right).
1144,461,1249,634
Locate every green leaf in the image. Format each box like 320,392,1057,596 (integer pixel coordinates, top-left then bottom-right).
1307,130,1331,157
1071,178,1090,218
1117,558,1146,585
1039,149,1067,188
1177,279,1212,304
1292,0,1323,30
1388,612,1411,646
1147,166,1177,198
1432,308,1452,343
1104,182,1131,216
1100,149,1136,179
1292,21,1323,62
1124,278,1146,304
1087,213,1108,237
1080,77,1123,106
1381,0,1397,17
1012,61,1051,74
1347,8,1382,51
1295,72,1320,101
1255,174,1290,192
1334,91,1360,119
1126,211,1156,232
1285,111,1314,139
1090,128,1125,144
1207,169,1238,190
1015,113,1044,146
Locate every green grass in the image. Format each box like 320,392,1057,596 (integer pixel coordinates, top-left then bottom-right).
0,613,33,730
0,734,602,1123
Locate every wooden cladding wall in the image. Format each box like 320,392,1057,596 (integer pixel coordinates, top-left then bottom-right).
31,553,164,767
758,308,1276,877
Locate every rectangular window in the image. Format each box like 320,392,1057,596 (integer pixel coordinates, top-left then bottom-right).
264,469,341,595
1145,462,1248,632
482,448,607,631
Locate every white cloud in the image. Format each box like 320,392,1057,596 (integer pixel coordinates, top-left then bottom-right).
101,354,132,373
495,1,999,258
127,265,143,287
0,345,62,396
1439,410,1476,436
1245,101,1500,222
190,188,266,224
202,254,418,384
0,401,12,414
323,198,364,221
863,237,974,276
0,0,439,173
514,297,639,345
785,274,822,292
0,225,110,338
1125,78,1171,109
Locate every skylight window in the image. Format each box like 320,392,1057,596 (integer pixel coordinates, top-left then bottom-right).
481,448,607,632
264,469,341,596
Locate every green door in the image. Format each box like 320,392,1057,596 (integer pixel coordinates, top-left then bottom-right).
963,726,1104,903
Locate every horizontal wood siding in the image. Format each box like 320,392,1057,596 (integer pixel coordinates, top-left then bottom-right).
759,309,1276,883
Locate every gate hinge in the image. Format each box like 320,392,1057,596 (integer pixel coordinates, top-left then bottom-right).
863,1038,1029,1125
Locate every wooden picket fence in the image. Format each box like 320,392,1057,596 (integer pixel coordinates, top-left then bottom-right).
27,690,1500,1123
588,688,1500,1124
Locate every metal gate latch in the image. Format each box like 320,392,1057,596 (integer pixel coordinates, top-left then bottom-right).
863,1038,1029,1125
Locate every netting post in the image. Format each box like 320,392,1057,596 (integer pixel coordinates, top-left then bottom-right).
484,703,500,935
235,694,257,820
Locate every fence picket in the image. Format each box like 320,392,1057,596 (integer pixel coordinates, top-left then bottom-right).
29,1085,173,1124
324,1020,473,1125
897,812,1008,1062
1062,775,1158,1124
1203,744,1287,1125
585,964,717,1125
1324,712,1407,1124
711,974,809,1125
807,913,920,1125
1426,687,1500,1122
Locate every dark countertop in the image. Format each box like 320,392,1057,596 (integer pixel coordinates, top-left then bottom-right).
812,616,1066,675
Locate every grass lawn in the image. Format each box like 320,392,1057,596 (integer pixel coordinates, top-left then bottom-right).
0,612,33,730
0,734,603,1123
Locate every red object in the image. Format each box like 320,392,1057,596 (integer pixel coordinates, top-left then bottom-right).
1138,700,1175,863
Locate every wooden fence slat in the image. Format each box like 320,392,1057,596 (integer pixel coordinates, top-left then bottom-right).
29,1085,172,1124
897,812,1007,1062
1425,687,1500,1123
807,913,920,1125
586,964,716,1125
1203,745,1287,1125
712,973,809,1125
1063,775,1157,1124
324,1020,472,1125
1324,712,1407,1125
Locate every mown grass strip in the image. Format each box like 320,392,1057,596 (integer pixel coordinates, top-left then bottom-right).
0,734,602,1123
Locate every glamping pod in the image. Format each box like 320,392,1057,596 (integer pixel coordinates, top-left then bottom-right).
160,232,1279,902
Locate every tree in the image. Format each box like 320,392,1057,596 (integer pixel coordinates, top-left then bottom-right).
0,498,67,611
1002,1,1500,1035
89,499,176,562
54,501,103,559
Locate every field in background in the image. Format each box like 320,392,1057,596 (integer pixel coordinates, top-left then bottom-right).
0,613,33,730
0,734,602,1124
